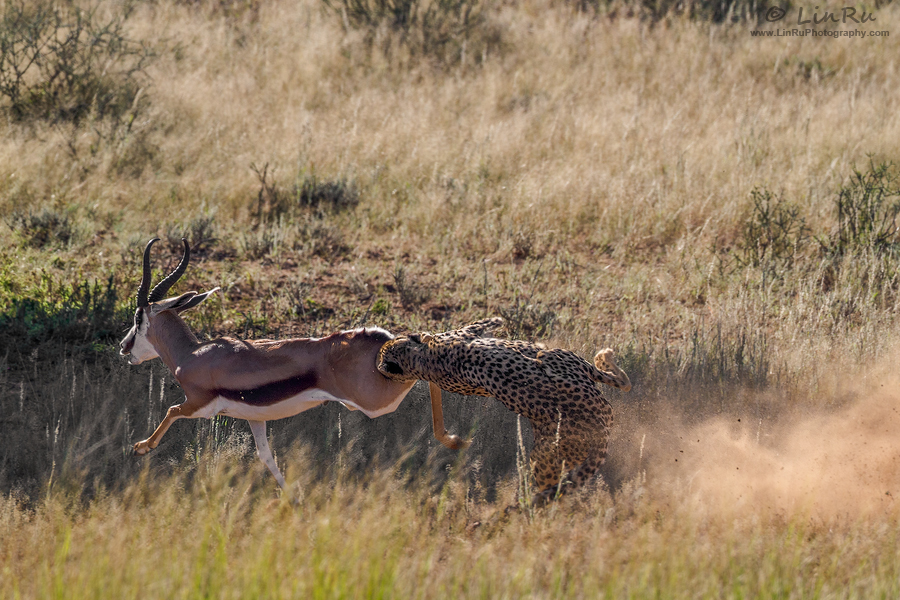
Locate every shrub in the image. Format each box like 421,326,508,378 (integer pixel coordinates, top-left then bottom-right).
323,0,500,66
0,275,121,362
825,161,900,259
251,163,359,225
295,173,360,213
735,188,809,277
173,0,261,23
163,213,218,256
813,161,900,300
0,0,151,124
731,164,900,299
299,217,351,257
586,0,791,22
393,265,431,309
238,224,285,259
499,300,556,339
6,208,77,249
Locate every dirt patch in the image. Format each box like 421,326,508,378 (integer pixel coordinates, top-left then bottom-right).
650,348,900,518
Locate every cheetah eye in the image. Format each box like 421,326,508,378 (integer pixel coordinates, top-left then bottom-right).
382,361,404,376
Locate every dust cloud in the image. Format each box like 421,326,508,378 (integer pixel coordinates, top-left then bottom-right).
645,352,900,519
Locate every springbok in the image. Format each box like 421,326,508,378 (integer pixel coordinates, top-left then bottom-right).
119,238,416,490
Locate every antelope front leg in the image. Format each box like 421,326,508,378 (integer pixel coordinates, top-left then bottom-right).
134,404,188,455
429,382,469,450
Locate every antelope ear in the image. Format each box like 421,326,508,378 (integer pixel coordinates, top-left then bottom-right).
173,288,220,312
152,288,219,313
150,292,196,313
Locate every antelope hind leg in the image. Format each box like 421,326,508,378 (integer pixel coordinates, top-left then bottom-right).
248,420,288,490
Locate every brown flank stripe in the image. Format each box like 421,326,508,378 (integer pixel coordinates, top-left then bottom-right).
216,372,319,406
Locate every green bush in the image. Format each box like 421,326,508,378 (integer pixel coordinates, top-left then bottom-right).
825,161,900,259
0,0,151,124
731,163,900,301
813,161,900,300
0,275,122,362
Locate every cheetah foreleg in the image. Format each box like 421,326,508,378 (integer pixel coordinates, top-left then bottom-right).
429,382,470,450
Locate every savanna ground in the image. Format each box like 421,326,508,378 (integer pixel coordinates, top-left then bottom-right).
2,0,900,595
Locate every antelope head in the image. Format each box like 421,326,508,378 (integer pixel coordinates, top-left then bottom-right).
119,238,218,365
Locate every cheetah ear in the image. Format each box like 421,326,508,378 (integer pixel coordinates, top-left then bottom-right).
421,333,435,344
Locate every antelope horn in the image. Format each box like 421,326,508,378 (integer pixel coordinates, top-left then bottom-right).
137,238,160,307
148,238,190,303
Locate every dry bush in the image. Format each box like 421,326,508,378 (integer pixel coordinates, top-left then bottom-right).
0,0,151,124
393,264,431,308
6,207,78,248
323,0,502,67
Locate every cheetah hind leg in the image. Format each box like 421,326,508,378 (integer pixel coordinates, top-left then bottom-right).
528,431,567,508
532,439,608,507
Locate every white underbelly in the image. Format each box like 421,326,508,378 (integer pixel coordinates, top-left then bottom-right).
352,389,408,418
191,386,412,421
193,388,338,421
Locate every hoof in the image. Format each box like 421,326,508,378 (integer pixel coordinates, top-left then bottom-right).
133,441,151,455
445,434,472,451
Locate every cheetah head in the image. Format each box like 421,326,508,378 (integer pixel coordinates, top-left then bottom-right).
376,333,434,381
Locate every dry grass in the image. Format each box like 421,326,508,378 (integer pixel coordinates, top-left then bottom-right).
3,379,900,599
2,0,900,594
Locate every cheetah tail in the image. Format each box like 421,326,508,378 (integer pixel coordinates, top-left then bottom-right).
591,348,632,392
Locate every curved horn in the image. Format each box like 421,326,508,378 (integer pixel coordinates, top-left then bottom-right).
136,238,160,307
148,238,190,302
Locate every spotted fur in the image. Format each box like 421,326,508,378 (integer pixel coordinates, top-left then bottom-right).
377,317,632,505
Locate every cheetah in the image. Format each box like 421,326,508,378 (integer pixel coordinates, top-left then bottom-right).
376,317,632,505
